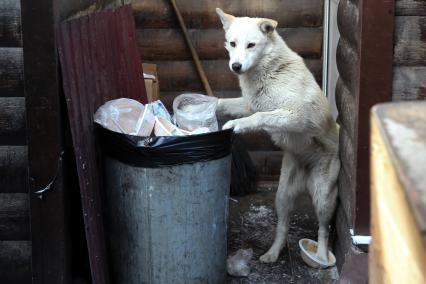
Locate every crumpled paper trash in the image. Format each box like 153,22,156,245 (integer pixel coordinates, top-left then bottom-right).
227,248,253,277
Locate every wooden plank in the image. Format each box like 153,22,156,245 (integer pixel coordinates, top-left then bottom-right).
354,0,395,234
0,193,29,240
132,0,324,29
0,0,22,47
0,241,31,283
373,102,426,237
393,66,426,101
394,16,426,66
0,48,24,97
0,97,26,145
153,59,322,92
370,104,426,283
137,27,323,60
396,0,426,16
0,146,27,193
57,6,148,283
20,0,71,282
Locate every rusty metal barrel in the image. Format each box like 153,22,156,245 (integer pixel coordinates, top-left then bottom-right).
99,127,232,284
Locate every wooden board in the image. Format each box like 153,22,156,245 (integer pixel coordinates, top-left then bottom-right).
0,48,24,97
394,16,426,66
370,102,426,283
0,97,26,145
0,193,29,240
0,146,27,193
132,0,324,29
0,0,22,47
0,241,31,283
393,66,426,101
396,0,426,16
152,59,322,92
57,5,147,283
137,27,323,60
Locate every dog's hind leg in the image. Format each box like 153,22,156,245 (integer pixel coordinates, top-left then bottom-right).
260,153,304,263
307,155,339,262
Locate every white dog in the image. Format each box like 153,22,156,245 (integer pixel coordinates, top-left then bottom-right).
216,8,340,264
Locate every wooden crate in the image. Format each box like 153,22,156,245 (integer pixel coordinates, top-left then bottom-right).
370,102,426,283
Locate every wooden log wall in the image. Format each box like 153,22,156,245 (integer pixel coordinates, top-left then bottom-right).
334,0,359,270
393,1,426,100
131,0,324,177
0,0,31,282
335,0,426,273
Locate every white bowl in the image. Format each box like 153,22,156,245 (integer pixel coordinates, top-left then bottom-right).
298,238,336,268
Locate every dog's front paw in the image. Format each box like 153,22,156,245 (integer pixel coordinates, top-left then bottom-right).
259,252,279,263
222,119,246,133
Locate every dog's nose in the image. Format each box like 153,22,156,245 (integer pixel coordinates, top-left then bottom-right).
232,63,242,72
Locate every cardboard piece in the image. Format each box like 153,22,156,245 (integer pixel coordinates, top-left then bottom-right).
142,63,159,102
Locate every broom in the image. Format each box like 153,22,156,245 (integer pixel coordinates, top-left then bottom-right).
170,0,257,195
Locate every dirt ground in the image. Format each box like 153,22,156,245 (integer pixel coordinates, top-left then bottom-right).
227,186,339,284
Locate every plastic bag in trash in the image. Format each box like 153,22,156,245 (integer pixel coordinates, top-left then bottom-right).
227,248,253,277
94,98,155,136
173,93,219,132
147,100,172,123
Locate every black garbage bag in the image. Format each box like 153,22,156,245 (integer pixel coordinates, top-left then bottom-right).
97,125,233,168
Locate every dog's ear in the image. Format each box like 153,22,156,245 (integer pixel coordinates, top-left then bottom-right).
258,19,278,34
216,8,235,30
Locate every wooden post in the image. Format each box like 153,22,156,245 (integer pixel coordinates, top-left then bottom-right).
20,0,70,282
354,0,395,234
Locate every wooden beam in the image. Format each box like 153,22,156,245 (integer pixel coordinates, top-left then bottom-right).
0,48,24,97
396,0,426,16
20,0,71,282
355,0,395,234
151,59,322,92
0,146,28,193
132,0,324,29
393,66,426,101
137,27,323,60
0,193,29,240
0,241,31,283
0,0,22,47
0,97,26,145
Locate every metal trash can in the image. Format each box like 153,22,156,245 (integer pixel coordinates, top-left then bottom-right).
98,126,232,284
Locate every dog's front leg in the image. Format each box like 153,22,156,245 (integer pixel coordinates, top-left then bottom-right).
222,112,262,133
217,97,252,118
224,109,319,135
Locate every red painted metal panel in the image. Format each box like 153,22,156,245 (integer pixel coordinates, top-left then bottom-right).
57,5,147,283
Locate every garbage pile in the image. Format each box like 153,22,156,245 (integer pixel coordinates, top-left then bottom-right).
94,94,218,136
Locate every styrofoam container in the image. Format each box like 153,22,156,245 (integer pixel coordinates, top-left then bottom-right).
298,238,336,268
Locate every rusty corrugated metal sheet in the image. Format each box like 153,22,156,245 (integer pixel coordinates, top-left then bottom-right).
57,5,147,283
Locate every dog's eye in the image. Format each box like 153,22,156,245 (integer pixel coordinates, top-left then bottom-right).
230,41,236,47
247,43,256,49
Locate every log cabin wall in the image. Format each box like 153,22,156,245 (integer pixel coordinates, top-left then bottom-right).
393,1,426,100
131,0,325,179
335,0,425,271
0,0,31,282
334,0,359,270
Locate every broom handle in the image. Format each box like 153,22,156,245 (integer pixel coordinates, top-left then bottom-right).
170,0,214,97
